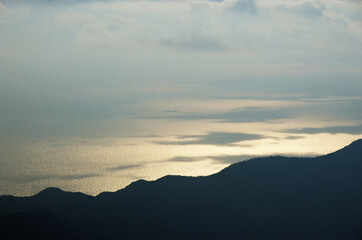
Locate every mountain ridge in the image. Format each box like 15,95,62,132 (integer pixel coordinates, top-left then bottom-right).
0,139,361,239
2,138,361,200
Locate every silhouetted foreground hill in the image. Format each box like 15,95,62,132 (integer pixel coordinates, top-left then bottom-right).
1,139,361,239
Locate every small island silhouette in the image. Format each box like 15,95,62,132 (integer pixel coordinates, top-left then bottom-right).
1,139,361,239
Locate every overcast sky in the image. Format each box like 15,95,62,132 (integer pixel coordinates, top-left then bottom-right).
0,0,361,195
1,0,361,138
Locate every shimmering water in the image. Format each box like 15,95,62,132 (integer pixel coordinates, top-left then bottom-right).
1,114,360,196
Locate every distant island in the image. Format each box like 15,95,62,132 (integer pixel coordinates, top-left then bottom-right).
1,139,361,240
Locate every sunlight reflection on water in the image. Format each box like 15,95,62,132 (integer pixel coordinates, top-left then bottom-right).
0,125,360,196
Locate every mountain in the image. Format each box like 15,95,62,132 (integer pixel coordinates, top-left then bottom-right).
1,139,361,239
0,187,92,216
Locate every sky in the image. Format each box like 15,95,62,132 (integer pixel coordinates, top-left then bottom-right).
0,0,361,196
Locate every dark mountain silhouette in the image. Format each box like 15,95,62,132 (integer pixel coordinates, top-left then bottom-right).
0,187,92,216
1,139,361,239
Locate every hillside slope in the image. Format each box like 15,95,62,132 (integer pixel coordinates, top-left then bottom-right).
1,139,361,239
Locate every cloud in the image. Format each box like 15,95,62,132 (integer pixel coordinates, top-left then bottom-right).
277,2,325,18
106,164,142,172
157,132,262,146
161,33,224,51
57,173,101,180
168,156,206,162
286,124,362,135
0,0,361,141
10,173,101,183
229,0,257,13
168,154,256,164
284,135,305,140
0,0,113,6
210,154,257,163
155,107,292,123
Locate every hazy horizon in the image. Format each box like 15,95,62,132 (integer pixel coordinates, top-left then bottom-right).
0,0,361,196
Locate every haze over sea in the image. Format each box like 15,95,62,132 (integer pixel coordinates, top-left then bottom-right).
0,0,361,196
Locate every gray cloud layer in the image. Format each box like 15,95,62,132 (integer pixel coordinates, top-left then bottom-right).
158,132,262,146
0,0,361,140
286,124,362,135
230,0,257,13
161,33,224,51
277,2,325,18
0,0,112,5
8,173,101,183
106,164,142,172
156,107,292,123
168,154,256,164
